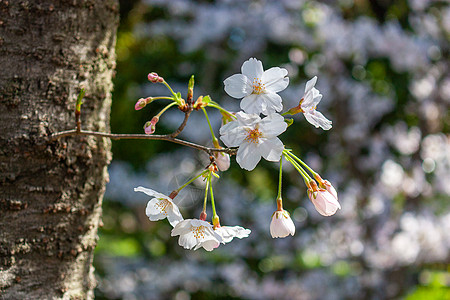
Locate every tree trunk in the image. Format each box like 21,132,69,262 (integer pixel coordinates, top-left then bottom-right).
0,1,118,298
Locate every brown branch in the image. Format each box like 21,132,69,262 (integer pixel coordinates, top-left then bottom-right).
49,129,237,155
51,88,238,157
170,110,190,138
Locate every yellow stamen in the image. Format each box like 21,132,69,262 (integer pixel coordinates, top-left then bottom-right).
252,78,265,94
245,127,262,143
156,198,171,215
192,225,206,239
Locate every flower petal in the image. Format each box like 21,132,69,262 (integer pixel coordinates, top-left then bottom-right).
195,239,220,251
258,93,283,114
259,113,287,137
171,220,191,236
167,205,184,227
219,121,247,147
235,111,261,126
240,94,267,114
241,58,264,80
134,186,166,199
302,87,322,108
145,198,166,218
259,138,284,161
236,142,261,171
224,74,253,99
304,110,332,130
304,76,317,94
262,67,289,93
178,232,197,250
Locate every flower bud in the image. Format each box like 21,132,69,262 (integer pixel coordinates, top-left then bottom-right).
307,185,341,217
214,152,230,172
270,210,295,238
148,72,161,83
135,97,153,110
199,211,207,221
313,174,338,200
135,98,147,110
144,116,159,135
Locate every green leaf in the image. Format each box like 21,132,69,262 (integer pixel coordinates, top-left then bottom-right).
76,88,85,113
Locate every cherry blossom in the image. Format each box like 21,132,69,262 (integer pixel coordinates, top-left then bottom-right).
300,76,332,130
171,219,222,251
270,210,296,238
134,186,183,226
219,112,287,171
224,58,289,115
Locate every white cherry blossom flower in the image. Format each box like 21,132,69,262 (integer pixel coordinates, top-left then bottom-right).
134,186,183,227
171,219,222,251
219,111,287,171
300,76,332,130
270,210,296,238
224,58,289,115
214,225,251,243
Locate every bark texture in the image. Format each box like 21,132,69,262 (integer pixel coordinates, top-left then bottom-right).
0,1,118,299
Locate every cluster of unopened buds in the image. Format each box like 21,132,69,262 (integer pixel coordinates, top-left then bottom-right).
134,58,340,251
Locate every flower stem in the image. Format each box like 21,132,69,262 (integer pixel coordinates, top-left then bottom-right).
201,107,218,143
162,80,179,101
203,172,210,212
207,102,237,119
152,96,176,101
176,171,207,193
155,102,178,118
284,150,317,176
283,152,311,185
277,157,283,200
209,173,218,218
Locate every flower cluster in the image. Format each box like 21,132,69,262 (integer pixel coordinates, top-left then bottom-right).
133,58,340,250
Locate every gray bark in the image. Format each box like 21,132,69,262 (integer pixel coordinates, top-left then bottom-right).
0,0,118,298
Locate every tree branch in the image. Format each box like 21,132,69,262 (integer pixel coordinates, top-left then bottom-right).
49,129,237,155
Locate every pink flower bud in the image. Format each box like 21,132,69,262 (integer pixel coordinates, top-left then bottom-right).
148,72,160,83
144,121,155,134
270,210,295,238
135,98,147,110
144,116,159,135
199,211,207,221
214,152,230,172
307,188,341,216
135,97,153,110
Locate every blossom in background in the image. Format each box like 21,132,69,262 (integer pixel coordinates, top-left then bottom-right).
307,181,341,216
224,58,289,115
219,112,287,171
270,210,295,238
171,219,223,251
134,186,183,226
214,225,251,243
300,76,332,130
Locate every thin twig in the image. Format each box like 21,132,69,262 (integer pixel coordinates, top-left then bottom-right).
50,88,237,156
49,129,237,155
170,110,191,138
